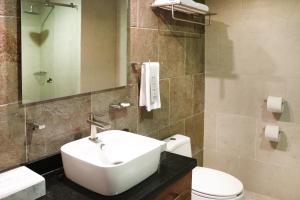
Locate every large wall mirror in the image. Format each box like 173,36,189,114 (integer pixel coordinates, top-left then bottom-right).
21,0,128,104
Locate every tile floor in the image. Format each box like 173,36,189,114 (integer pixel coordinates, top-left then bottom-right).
244,190,280,200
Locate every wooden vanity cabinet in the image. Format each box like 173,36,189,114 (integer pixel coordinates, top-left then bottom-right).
152,171,192,200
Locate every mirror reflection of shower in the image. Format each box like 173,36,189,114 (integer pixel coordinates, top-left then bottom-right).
24,4,40,15
24,0,77,13
21,0,81,102
23,0,77,26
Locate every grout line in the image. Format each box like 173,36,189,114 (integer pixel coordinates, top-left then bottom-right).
168,78,171,128
130,27,157,31
0,101,21,107
215,112,257,120
136,0,139,28
192,75,195,115
136,84,139,133
90,93,92,112
183,116,186,135
212,146,288,170
254,119,258,162
130,26,203,36
245,154,287,169
160,77,172,81
184,33,187,78
157,24,160,62
24,104,28,162
0,15,17,19
215,111,218,151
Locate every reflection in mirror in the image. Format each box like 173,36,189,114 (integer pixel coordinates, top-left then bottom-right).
21,0,128,104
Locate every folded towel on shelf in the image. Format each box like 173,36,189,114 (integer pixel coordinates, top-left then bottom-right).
152,0,209,13
139,62,161,112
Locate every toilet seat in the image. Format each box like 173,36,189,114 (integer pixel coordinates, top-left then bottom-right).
192,189,243,200
192,167,243,199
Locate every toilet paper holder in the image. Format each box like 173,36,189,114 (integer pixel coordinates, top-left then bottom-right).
263,97,284,103
264,125,281,143
265,96,285,113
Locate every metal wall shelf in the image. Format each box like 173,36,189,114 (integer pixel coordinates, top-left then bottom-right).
151,1,217,26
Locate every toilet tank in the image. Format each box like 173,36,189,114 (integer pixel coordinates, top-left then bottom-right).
163,134,192,158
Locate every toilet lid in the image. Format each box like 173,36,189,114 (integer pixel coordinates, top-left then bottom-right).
192,167,243,197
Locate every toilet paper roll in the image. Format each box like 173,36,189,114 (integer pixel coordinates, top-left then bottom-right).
267,96,284,113
265,125,281,142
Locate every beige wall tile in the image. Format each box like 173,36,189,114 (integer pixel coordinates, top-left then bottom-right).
205,75,263,117
130,0,137,27
170,75,193,123
203,149,240,178
185,113,204,154
130,28,158,63
241,0,299,36
222,33,275,76
285,2,300,35
156,9,197,33
263,79,287,100
92,86,137,113
92,85,138,133
146,131,159,140
193,74,204,114
262,34,300,78
216,113,256,159
0,15,19,105
0,17,18,66
0,64,18,105
138,79,169,135
158,31,185,79
239,158,286,199
244,190,280,200
158,120,185,140
0,103,25,171
193,150,203,166
137,0,158,29
280,164,300,200
205,0,300,199
256,121,300,167
203,109,217,150
26,95,91,161
112,107,138,133
185,34,204,75
286,78,300,123
28,130,89,162
0,0,17,16
205,32,220,73
206,0,300,78
206,0,243,27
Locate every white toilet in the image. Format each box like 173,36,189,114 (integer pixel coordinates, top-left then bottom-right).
164,134,244,200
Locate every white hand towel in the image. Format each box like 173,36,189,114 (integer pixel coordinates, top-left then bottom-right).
139,64,148,107
139,62,161,111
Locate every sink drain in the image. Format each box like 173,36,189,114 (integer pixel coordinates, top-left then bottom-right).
112,161,123,165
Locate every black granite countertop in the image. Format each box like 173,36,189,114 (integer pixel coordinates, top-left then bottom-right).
32,152,196,200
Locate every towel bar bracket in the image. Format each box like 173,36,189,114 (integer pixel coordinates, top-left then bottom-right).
171,5,216,26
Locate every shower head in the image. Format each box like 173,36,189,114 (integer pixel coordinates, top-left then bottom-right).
24,4,40,15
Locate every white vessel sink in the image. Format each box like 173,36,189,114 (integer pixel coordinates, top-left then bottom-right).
61,130,166,196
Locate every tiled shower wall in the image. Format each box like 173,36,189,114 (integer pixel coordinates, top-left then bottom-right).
204,0,300,199
0,0,205,171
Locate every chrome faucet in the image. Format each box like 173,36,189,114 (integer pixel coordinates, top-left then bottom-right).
87,113,111,142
